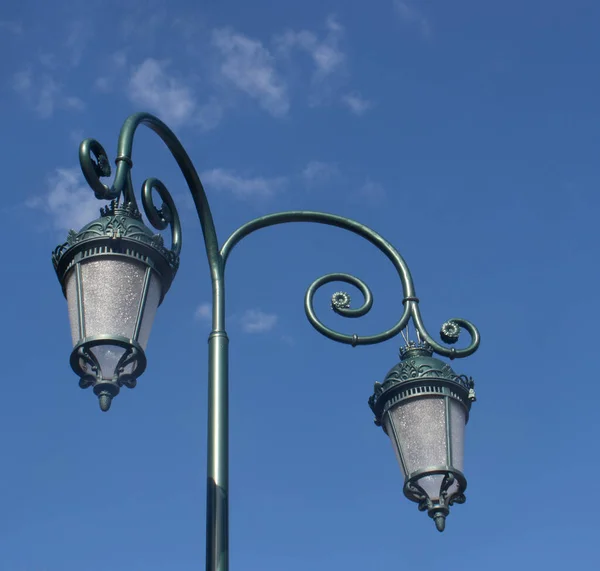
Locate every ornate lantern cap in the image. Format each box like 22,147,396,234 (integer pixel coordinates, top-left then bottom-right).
369,341,476,425
53,200,179,301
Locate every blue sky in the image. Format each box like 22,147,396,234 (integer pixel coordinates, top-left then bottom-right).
1,0,599,569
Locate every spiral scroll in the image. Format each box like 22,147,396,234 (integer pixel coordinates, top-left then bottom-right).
77,132,182,258
220,211,480,358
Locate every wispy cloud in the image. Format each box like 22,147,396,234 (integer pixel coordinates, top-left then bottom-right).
342,92,373,116
212,28,289,117
128,58,197,126
195,302,212,321
12,70,84,118
356,179,386,205
393,0,432,38
28,169,100,231
277,16,345,80
302,161,340,186
276,15,345,104
202,168,287,199
241,309,278,333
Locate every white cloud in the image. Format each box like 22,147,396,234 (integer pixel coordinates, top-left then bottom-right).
342,92,372,116
195,302,212,321
302,161,339,186
241,309,278,333
202,168,287,199
128,59,197,126
277,16,345,81
127,58,223,130
394,0,432,38
28,168,101,231
212,28,289,117
357,180,386,204
276,15,346,105
12,70,84,118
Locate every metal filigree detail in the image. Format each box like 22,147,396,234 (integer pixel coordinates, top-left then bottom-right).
440,320,461,344
368,349,476,424
377,359,474,396
399,340,433,358
331,291,351,311
76,135,182,262
52,202,180,274
405,471,467,532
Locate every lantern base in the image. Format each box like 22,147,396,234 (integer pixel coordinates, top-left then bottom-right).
404,468,467,532
71,336,146,411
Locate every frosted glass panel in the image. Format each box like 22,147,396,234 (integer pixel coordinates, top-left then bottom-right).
385,397,448,476
80,258,146,339
418,474,444,501
383,414,407,478
90,345,135,380
449,399,466,471
137,271,162,349
65,269,80,345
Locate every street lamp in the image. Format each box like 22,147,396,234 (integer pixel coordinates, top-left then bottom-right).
51,112,480,569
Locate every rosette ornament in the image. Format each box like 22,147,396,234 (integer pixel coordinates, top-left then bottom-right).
369,341,476,531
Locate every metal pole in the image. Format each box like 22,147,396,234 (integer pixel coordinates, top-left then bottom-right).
206,330,229,571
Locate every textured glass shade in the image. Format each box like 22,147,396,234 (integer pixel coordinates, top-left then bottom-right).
65,256,162,381
53,201,180,411
384,396,466,501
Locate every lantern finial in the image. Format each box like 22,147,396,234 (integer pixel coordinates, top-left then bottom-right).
98,393,113,412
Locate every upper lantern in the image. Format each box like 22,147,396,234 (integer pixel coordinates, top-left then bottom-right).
52,200,179,411
369,341,476,532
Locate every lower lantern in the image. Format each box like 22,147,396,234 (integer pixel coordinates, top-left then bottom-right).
369,341,476,531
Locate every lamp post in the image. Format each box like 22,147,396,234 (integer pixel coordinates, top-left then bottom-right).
51,112,480,570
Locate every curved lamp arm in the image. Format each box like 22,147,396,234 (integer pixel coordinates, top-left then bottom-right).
221,212,480,357
74,111,480,571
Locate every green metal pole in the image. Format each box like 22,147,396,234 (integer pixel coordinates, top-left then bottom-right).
206,330,229,571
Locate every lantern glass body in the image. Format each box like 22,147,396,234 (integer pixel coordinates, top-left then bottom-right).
65,256,162,380
383,395,466,501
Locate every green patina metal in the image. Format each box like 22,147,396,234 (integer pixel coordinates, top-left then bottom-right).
369,340,476,531
52,112,481,569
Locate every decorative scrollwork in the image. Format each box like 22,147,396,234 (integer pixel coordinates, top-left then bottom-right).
73,112,479,358
79,138,118,200
76,134,182,259
440,320,460,344
220,211,480,359
331,291,351,311
142,177,182,257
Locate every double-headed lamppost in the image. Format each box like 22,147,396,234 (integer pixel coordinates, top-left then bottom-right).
51,113,480,570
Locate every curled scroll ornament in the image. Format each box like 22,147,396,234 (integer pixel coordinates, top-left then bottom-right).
219,212,480,358
78,125,184,262
76,112,478,358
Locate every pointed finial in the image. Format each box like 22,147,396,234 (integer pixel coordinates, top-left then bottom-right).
434,513,446,532
98,393,113,412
